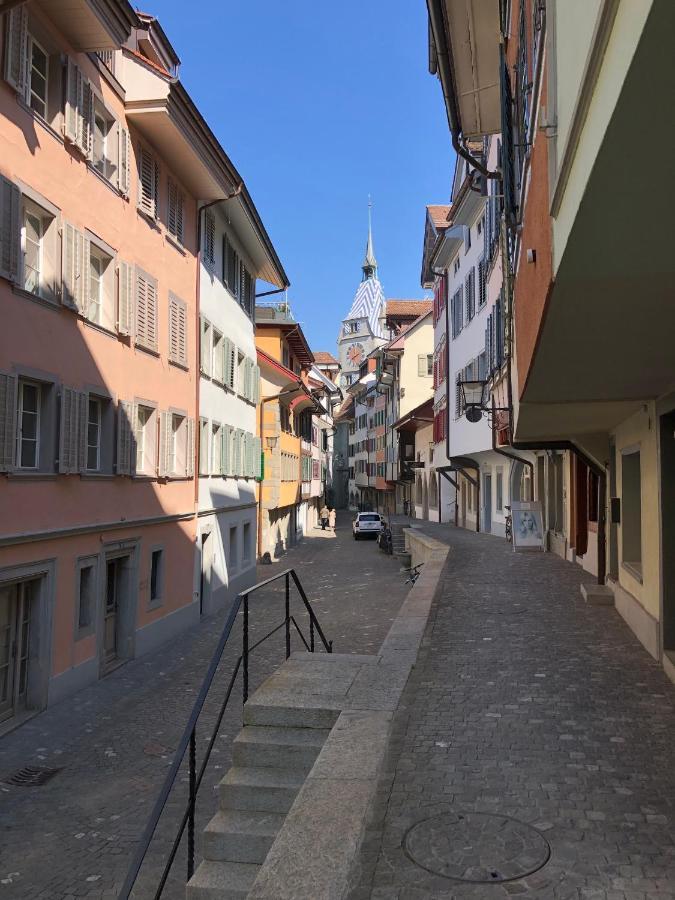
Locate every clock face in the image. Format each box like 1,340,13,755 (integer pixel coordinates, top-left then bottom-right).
347,343,365,366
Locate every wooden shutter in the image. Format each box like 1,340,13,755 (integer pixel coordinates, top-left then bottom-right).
118,126,130,196
135,269,158,351
158,411,171,477
168,179,183,244
0,372,17,472
4,6,28,93
418,355,426,377
252,365,260,405
79,79,94,157
116,401,133,475
203,210,215,267
117,260,133,335
59,387,80,473
222,424,232,476
62,222,85,311
185,416,195,477
168,295,180,363
253,436,261,479
0,176,20,283
224,338,236,389
138,146,158,218
233,428,242,476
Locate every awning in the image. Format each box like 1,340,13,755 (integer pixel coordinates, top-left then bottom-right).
393,398,434,431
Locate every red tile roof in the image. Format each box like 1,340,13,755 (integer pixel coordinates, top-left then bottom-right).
313,351,339,366
427,205,451,229
386,299,433,319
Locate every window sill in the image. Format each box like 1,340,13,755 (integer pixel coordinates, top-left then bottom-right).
147,599,164,612
135,343,160,358
11,284,60,310
80,472,115,480
88,162,126,200
16,98,64,147
165,233,186,255
136,207,161,230
8,471,58,481
169,359,189,372
132,474,157,482
81,317,119,340
622,561,643,585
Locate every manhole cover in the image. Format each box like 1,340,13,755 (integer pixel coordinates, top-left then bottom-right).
2,766,62,787
404,812,550,883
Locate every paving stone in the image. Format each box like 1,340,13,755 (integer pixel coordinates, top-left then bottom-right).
0,514,409,899
349,523,675,899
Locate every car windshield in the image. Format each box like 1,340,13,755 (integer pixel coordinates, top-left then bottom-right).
359,514,380,522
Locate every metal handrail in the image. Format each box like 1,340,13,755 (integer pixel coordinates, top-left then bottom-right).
119,568,332,899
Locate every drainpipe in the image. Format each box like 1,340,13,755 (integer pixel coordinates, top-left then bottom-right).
426,0,501,182
491,398,534,493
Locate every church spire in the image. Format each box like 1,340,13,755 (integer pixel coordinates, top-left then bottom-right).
362,196,377,281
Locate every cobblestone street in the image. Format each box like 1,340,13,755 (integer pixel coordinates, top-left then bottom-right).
355,525,675,899
0,514,406,900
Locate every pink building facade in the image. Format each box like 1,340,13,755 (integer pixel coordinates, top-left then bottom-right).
0,2,204,727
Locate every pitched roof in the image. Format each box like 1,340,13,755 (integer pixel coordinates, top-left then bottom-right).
313,351,339,366
427,205,451,230
386,299,433,319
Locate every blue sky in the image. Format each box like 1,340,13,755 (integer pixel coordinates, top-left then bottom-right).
152,1,455,353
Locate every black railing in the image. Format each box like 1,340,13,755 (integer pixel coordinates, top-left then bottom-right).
119,568,332,900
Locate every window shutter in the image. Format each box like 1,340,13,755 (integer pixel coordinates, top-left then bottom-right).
62,223,85,311
252,365,260,405
234,428,242,476
64,58,80,144
77,390,88,472
185,416,195,477
222,424,231,476
0,372,17,472
79,79,94,157
138,146,158,219
168,295,179,363
118,126,130,197
253,436,261,479
242,432,249,477
59,387,80,474
135,269,157,351
158,410,171,477
117,260,133,335
168,179,183,244
418,354,426,377
203,210,215,267
116,401,133,475
0,176,20,283
4,6,28,93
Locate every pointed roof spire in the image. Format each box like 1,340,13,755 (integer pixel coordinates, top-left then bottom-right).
362,195,377,280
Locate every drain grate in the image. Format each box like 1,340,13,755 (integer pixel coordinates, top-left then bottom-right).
2,765,62,787
404,811,550,883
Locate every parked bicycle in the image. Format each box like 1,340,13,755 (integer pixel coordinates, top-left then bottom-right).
378,525,393,554
504,504,513,542
403,562,424,585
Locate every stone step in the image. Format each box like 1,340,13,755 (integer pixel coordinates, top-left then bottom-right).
244,697,340,730
232,725,329,771
202,809,284,864
218,765,305,813
186,859,259,900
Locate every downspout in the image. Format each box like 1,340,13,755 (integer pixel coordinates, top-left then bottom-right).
426,0,501,182
491,398,534,490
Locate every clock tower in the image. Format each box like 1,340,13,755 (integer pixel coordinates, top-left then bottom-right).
336,204,387,388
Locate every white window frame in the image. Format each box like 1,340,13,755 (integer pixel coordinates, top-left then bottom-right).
135,404,154,475
22,206,43,296
26,34,48,119
17,379,41,469
86,396,101,472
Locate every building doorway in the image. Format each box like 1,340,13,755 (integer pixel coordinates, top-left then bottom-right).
200,531,212,616
100,550,135,676
483,473,492,534
0,579,37,724
659,409,675,660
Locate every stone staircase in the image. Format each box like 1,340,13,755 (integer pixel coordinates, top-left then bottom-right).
186,665,340,899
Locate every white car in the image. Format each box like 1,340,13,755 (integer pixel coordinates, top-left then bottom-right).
352,512,384,540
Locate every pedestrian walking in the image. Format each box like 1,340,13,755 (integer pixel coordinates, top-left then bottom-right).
328,508,336,531
320,504,329,530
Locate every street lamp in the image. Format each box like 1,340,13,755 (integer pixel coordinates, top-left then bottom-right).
266,435,278,450
459,378,488,423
